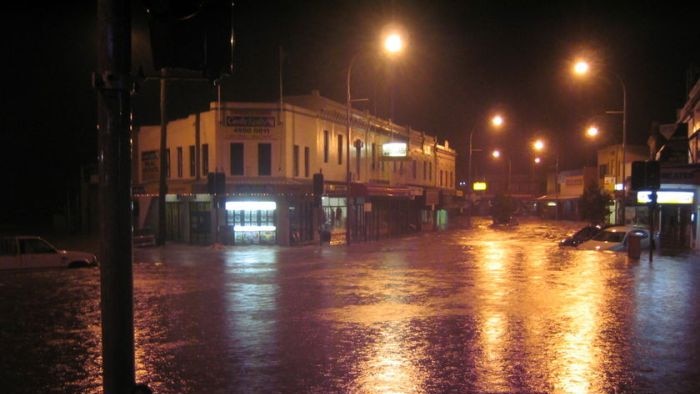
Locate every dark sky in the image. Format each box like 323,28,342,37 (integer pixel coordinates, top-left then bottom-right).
1,1,698,227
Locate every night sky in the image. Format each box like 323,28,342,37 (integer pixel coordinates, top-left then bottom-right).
1,1,698,229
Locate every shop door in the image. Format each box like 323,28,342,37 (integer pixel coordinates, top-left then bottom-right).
166,203,182,242
190,202,211,244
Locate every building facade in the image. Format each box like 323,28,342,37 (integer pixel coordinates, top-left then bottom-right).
133,91,456,246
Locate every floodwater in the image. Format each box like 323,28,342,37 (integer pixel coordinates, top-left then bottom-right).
1,218,699,393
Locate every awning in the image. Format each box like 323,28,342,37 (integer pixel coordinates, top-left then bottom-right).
350,183,414,198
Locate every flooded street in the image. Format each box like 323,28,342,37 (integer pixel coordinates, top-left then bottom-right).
2,218,700,393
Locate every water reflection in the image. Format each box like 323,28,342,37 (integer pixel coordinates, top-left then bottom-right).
4,220,700,392
549,251,602,393
356,322,426,394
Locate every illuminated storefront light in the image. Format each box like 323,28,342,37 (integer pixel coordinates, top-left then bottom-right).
225,201,277,211
381,142,408,158
473,181,487,191
234,225,276,232
637,191,694,204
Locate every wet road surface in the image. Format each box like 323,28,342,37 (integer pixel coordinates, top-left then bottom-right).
1,218,700,393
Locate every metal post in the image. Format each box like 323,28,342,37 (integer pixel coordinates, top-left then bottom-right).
620,75,628,225
507,157,512,194
346,54,358,245
468,128,474,191
96,0,136,392
157,68,168,245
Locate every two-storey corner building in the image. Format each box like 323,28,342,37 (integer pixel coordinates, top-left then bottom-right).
132,91,456,246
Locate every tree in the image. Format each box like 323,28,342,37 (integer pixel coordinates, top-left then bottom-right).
579,184,613,224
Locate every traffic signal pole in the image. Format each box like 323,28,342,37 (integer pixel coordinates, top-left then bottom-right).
96,1,143,392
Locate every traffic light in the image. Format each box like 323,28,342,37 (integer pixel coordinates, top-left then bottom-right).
144,0,234,79
646,161,660,190
631,161,661,190
207,172,226,194
631,161,646,190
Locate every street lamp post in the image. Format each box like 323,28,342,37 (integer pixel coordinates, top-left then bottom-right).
345,31,403,245
573,59,628,224
468,114,503,191
533,138,559,219
491,149,511,194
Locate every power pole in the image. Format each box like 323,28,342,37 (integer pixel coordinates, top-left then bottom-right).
96,0,136,392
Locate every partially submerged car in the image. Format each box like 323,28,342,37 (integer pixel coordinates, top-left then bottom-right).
559,224,604,247
0,236,98,270
577,226,653,252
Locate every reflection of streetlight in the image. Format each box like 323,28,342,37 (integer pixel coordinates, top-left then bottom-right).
572,57,628,224
346,29,405,244
468,114,505,191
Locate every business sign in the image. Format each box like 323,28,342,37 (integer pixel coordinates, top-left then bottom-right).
472,181,487,191
637,191,694,204
381,142,408,158
224,116,276,139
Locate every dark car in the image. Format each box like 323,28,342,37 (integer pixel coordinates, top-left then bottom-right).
559,225,604,247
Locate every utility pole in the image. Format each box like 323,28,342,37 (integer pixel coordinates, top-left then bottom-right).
96,0,137,392
157,67,168,245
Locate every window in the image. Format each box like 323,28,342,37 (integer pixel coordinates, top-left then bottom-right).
202,144,209,176
189,145,196,177
371,143,376,170
412,160,417,179
258,143,271,176
423,161,427,180
304,147,310,177
230,143,244,175
599,164,608,178
166,148,171,178
323,130,330,163
429,162,432,181
293,145,300,177
177,147,183,178
338,134,343,165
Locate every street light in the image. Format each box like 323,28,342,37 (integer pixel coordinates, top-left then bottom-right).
532,138,559,219
491,149,511,194
573,58,628,224
468,113,505,192
345,29,404,244
586,125,599,138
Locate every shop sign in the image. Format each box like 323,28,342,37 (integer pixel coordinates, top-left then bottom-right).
381,142,407,158
637,191,694,204
224,116,276,139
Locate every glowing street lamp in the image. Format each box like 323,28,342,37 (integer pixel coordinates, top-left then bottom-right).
346,29,405,244
572,59,590,76
572,56,628,224
468,113,505,191
384,33,403,53
491,149,511,193
531,138,560,219
586,125,599,138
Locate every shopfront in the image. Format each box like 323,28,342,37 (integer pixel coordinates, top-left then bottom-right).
224,200,277,245
635,189,697,249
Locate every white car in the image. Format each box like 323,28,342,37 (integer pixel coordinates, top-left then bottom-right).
0,236,98,270
577,225,653,252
